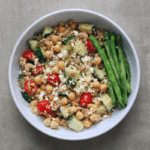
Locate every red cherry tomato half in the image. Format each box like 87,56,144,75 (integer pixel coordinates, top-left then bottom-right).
22,50,34,60
24,80,37,94
33,66,43,76
48,73,60,86
49,111,56,118
37,100,52,113
86,39,97,52
80,93,92,107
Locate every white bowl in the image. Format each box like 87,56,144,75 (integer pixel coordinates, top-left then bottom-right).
8,9,140,140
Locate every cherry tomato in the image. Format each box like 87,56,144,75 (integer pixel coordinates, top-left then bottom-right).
22,50,34,60
86,39,97,52
49,111,56,118
24,80,37,94
79,93,92,107
32,66,43,76
37,100,52,113
48,73,60,86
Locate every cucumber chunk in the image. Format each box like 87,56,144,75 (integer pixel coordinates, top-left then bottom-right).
21,91,33,103
68,115,84,132
94,67,106,81
73,41,87,57
66,77,77,88
78,23,94,34
64,67,80,79
62,44,72,51
29,40,38,51
35,47,46,62
42,26,53,38
100,93,114,111
60,106,70,118
63,36,75,44
97,105,107,114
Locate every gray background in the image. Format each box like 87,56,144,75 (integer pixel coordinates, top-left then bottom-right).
0,0,149,149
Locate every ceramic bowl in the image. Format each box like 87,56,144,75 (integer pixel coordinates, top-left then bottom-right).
8,9,140,140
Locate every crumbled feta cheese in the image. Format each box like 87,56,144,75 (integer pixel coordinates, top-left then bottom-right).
57,41,62,45
81,56,92,63
45,97,49,100
48,61,56,67
53,96,59,101
59,70,63,75
89,67,94,73
59,75,66,83
57,50,68,59
72,53,76,58
103,79,108,84
39,91,45,101
34,58,39,65
23,70,26,73
43,75,48,79
73,30,78,36
87,87,95,93
59,33,63,36
71,43,74,47
45,68,52,74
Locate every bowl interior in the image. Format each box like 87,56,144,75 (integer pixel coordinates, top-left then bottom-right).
9,9,140,140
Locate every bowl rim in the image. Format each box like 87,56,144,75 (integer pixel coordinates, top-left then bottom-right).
8,8,140,140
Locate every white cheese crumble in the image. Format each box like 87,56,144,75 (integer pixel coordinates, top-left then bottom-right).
57,41,62,45
53,96,59,101
45,68,52,74
73,30,78,36
34,58,39,65
71,43,74,47
103,79,108,84
59,75,66,83
81,56,92,63
57,50,68,59
39,91,45,101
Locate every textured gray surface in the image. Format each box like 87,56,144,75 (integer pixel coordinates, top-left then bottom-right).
0,0,149,149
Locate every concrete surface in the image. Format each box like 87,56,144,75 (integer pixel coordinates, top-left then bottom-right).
0,0,149,149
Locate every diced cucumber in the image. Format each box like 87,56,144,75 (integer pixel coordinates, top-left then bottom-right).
21,91,33,103
73,41,87,57
42,26,53,38
58,92,67,96
18,75,26,88
68,115,84,132
64,67,80,79
94,67,106,81
66,77,77,88
97,105,107,114
62,44,72,51
78,23,94,34
34,31,42,41
29,40,38,51
35,47,46,62
63,36,75,44
100,93,114,111
60,106,70,118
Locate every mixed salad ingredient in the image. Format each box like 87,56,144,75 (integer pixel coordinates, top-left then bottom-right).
18,20,131,132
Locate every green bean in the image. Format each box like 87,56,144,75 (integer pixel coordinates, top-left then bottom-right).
117,100,123,108
122,51,131,93
104,31,110,46
104,41,121,86
89,36,125,107
110,35,120,76
117,35,127,104
106,69,116,105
